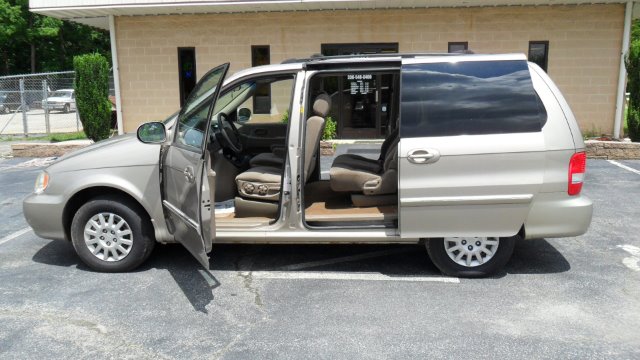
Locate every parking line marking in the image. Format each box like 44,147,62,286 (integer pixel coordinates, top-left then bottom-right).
276,248,414,271
617,244,640,272
248,271,460,283
607,160,640,175
0,227,32,246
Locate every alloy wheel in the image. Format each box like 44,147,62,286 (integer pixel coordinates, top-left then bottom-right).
83,212,133,262
444,237,499,267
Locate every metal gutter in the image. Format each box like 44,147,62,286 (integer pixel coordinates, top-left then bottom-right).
614,0,634,139
109,15,124,135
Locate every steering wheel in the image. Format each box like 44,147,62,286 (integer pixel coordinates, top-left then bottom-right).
217,112,243,153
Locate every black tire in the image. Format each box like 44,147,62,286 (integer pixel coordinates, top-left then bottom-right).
2,107,8,114
70,195,155,272
426,235,517,278
63,104,70,113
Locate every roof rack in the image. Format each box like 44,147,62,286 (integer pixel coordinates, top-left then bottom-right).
281,51,475,64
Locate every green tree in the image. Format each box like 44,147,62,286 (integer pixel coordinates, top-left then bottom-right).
0,0,25,74
626,39,640,142
632,19,640,43
323,116,337,140
0,0,110,75
74,53,112,142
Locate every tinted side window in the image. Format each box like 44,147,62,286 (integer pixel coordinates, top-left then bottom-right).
400,60,543,138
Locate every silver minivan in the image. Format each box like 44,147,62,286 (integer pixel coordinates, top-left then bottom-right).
23,53,593,277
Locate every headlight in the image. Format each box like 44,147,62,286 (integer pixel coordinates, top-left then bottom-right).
34,171,49,194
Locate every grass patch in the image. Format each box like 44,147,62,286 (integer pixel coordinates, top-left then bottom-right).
0,131,87,143
49,132,87,142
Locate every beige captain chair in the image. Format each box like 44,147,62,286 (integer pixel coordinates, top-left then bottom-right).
234,94,331,204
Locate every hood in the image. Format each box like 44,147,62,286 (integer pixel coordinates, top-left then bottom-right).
47,133,161,173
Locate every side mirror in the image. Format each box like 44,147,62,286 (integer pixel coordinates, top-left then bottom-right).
237,107,251,123
136,122,166,144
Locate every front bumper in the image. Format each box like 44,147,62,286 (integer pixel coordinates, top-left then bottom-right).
524,193,593,239
43,104,66,110
23,192,67,241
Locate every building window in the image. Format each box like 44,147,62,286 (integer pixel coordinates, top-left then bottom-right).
448,42,468,53
528,41,549,71
177,47,196,107
321,43,399,56
251,45,271,114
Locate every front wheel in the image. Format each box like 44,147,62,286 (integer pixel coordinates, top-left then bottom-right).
70,196,155,272
426,235,517,278
63,104,70,113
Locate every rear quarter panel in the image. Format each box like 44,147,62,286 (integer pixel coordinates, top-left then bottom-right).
524,63,593,238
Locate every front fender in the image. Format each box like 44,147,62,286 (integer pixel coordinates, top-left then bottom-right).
51,165,173,243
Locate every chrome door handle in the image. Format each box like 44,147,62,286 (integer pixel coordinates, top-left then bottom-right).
183,167,195,183
407,149,440,164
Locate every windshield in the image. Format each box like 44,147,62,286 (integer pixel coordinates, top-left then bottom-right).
51,91,72,98
181,70,225,117
213,82,253,114
163,111,179,126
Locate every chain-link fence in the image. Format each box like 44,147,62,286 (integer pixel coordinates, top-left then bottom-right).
0,71,116,137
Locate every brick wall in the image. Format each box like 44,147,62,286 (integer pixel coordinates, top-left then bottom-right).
115,4,624,133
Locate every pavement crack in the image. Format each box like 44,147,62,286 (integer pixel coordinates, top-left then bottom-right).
211,247,271,359
233,247,265,307
239,271,263,307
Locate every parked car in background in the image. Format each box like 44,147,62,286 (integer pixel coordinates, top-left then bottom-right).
0,92,26,113
23,53,593,277
0,94,8,114
43,89,76,113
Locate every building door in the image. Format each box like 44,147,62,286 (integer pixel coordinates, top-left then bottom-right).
178,47,197,107
321,43,398,56
310,71,398,139
318,44,398,139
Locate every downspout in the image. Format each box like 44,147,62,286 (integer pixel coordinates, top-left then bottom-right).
614,1,634,139
109,15,124,135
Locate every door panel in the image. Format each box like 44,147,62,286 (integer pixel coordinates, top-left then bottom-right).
398,58,547,239
399,133,545,239
161,63,229,268
162,146,210,265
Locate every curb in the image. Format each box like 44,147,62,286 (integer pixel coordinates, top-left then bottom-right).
585,140,640,160
11,140,92,158
8,139,640,160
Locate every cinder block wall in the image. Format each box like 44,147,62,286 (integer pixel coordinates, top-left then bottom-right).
115,4,624,133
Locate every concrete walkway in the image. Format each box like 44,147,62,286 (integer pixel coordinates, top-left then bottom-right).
0,141,31,158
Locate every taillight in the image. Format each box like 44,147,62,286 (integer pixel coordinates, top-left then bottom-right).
568,151,586,196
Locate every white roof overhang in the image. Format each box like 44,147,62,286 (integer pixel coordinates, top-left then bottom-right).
30,0,637,30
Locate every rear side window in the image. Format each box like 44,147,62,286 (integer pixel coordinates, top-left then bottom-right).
400,60,544,137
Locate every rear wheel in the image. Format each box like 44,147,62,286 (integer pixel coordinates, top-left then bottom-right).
426,235,517,278
70,196,155,272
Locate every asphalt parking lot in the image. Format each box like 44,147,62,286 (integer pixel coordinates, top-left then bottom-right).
0,157,639,359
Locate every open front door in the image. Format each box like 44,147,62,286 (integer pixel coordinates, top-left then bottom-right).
160,63,229,268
